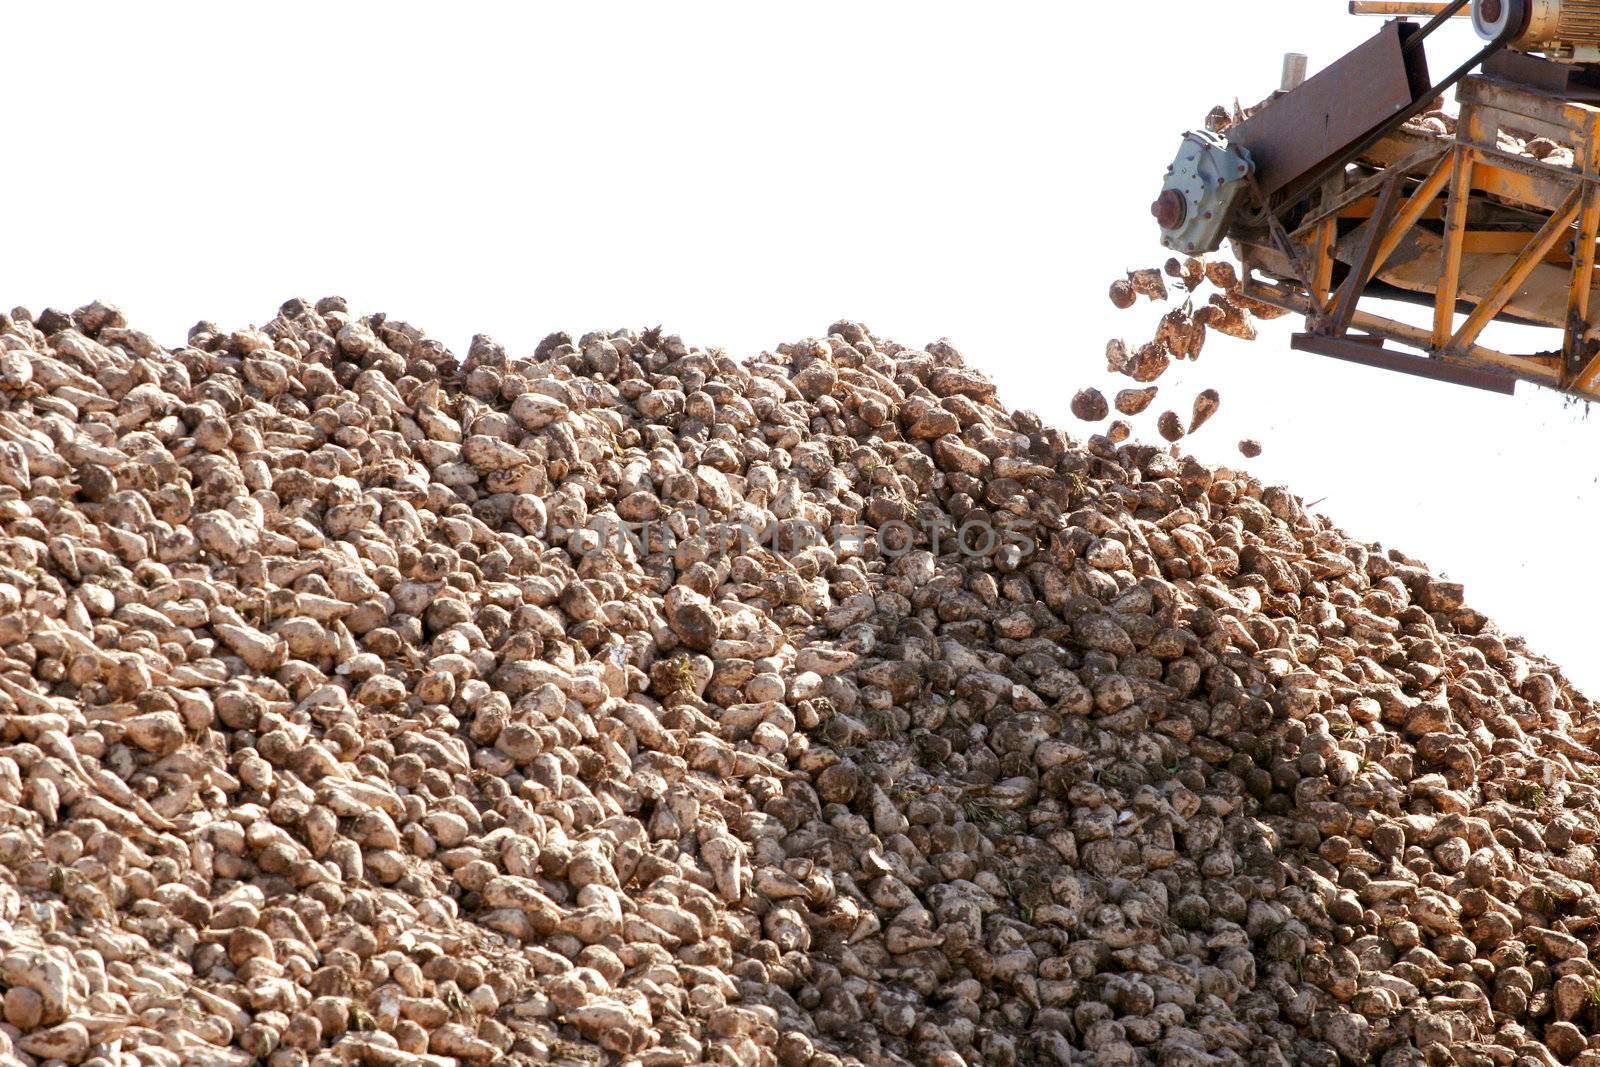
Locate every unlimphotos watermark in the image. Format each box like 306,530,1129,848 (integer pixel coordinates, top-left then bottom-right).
545,504,1037,563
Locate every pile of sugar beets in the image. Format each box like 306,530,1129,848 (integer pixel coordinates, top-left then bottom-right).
0,298,1593,1067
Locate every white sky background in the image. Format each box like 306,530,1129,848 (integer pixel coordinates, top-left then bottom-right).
3,2,1596,692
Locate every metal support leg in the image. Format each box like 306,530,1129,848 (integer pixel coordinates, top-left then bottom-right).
1327,176,1402,336
1564,186,1600,388
1433,151,1475,349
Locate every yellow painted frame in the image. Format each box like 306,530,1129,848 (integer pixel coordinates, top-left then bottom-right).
1264,73,1600,401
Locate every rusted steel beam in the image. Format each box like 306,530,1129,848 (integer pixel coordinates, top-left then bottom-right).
1349,1,1466,14
1292,333,1518,394
1563,187,1600,387
1434,152,1476,347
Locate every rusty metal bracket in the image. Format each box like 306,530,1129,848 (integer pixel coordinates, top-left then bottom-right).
1291,333,1518,393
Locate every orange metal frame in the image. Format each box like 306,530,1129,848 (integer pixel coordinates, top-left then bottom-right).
1240,74,1600,399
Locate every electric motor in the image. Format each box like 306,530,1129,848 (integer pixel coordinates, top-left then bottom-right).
1475,0,1600,57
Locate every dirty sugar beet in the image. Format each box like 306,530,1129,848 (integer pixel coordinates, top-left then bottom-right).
0,298,1594,1067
